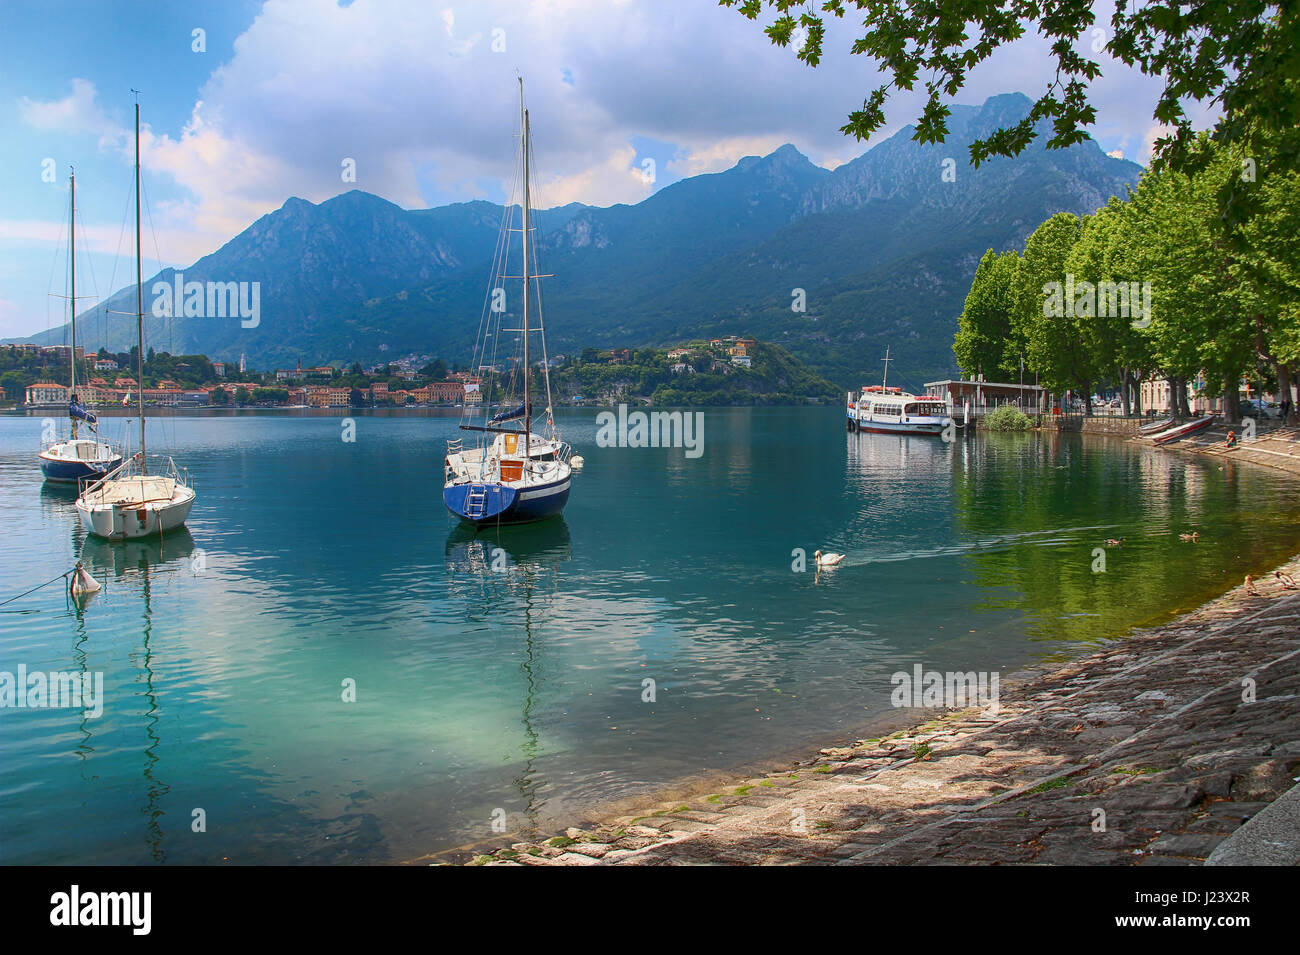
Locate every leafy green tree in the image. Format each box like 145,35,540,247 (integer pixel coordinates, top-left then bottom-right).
954,249,1020,381
1011,212,1096,409
1066,201,1155,415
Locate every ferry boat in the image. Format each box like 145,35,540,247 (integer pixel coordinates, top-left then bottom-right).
847,348,950,435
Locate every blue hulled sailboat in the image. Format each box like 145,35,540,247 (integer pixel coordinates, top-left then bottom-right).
39,167,122,483
443,81,572,526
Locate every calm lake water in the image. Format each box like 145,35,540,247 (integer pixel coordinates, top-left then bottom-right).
1,407,1298,864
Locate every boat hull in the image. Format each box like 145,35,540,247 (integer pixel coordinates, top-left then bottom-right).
39,454,123,483
444,475,570,526
75,485,196,540
1151,416,1215,445
849,414,947,436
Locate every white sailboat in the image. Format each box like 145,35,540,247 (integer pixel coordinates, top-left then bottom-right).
39,166,123,482
443,80,572,525
76,99,195,540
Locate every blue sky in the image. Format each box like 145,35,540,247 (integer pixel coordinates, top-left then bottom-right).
0,0,1217,340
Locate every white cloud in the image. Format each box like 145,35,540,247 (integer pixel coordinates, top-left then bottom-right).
15,0,1208,273
18,78,124,151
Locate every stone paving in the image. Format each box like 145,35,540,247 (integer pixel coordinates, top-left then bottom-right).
447,559,1300,866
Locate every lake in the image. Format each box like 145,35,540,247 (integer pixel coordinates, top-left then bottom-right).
1,407,1298,863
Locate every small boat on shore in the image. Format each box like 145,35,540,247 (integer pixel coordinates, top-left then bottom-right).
1139,416,1175,436
1150,415,1216,445
847,348,949,435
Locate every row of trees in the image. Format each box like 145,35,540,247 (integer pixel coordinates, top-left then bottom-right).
954,127,1299,419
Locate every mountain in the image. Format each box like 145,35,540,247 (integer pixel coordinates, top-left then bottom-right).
14,92,1142,391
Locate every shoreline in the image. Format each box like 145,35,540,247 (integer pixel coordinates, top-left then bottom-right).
425,427,1300,866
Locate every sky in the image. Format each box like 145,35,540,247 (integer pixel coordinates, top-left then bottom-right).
0,0,1218,341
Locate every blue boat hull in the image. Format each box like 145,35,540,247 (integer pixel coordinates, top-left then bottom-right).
39,455,122,483
444,476,570,526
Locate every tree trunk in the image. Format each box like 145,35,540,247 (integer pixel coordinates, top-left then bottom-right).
1174,377,1191,416
1277,362,1293,424
1121,368,1132,416
1084,385,1093,416
1223,374,1242,422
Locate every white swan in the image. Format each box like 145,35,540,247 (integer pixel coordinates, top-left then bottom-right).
814,550,845,567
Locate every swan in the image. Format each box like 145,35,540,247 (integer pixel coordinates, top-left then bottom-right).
814,550,845,567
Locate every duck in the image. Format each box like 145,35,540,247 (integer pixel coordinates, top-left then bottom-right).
1179,531,1200,542
1245,574,1260,596
1104,538,1124,547
1275,570,1297,589
814,550,845,567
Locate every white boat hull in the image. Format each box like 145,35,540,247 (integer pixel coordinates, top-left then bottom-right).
76,482,196,540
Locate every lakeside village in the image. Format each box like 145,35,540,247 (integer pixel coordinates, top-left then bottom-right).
2,336,844,412
6,335,1291,419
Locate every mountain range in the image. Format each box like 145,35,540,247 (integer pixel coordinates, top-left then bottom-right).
13,92,1143,392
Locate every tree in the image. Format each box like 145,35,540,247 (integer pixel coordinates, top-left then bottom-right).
722,1,1300,180
234,386,250,406
1117,139,1253,417
954,249,1020,381
1067,201,1155,415
1,371,23,402
1010,212,1097,410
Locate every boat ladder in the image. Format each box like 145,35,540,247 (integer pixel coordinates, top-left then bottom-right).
465,484,488,519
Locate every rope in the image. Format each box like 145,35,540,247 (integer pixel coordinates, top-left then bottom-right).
0,571,72,607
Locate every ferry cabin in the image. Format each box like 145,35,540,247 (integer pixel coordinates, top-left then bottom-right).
848,386,949,435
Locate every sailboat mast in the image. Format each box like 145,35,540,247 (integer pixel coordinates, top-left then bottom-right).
134,99,146,469
882,346,891,391
69,166,78,438
521,86,531,464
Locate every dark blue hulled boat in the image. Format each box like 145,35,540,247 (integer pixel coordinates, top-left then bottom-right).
443,460,571,526
38,167,122,483
443,80,573,527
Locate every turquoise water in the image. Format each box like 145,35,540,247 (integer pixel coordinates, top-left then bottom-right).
1,408,1298,863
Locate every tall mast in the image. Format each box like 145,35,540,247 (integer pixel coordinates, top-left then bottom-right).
134,97,146,468
881,346,892,391
69,166,78,437
520,80,531,464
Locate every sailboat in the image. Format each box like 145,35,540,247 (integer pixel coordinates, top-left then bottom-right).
443,81,572,525
39,167,123,482
75,99,196,540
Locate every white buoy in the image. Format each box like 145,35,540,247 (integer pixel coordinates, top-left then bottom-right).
571,455,585,471
70,561,101,596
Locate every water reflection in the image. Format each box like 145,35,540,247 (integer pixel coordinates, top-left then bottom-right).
79,530,197,862
444,520,571,836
